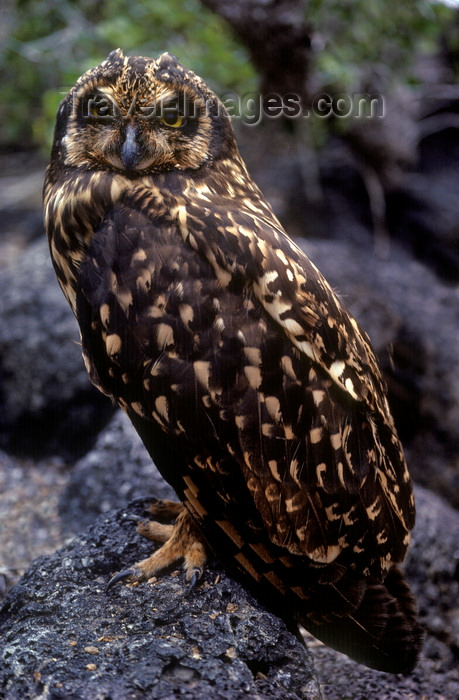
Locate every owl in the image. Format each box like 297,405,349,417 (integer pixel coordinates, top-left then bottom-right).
44,49,423,673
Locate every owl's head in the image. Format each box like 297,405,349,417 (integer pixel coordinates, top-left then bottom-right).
51,49,236,176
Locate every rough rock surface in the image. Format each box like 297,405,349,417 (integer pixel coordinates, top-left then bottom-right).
56,411,459,662
0,238,114,459
0,450,69,597
59,411,176,535
2,446,459,697
57,413,459,698
0,501,321,700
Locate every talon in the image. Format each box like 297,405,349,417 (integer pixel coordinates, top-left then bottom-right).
188,567,203,590
106,567,142,591
122,514,142,523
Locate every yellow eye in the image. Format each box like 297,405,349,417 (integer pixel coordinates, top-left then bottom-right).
159,110,185,128
90,104,104,118
86,95,116,119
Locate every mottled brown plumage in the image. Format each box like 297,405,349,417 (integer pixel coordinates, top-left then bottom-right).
44,49,423,672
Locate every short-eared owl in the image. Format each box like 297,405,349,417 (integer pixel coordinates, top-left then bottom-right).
44,49,423,672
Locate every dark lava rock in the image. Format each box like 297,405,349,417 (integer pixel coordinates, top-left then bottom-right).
406,485,459,658
386,114,459,283
0,501,321,700
0,237,115,459
59,410,176,535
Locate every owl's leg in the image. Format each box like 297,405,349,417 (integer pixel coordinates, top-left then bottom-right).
136,498,185,545
107,505,207,590
136,498,186,542
147,498,185,521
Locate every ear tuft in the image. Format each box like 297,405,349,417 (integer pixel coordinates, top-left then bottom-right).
157,52,180,69
107,48,125,61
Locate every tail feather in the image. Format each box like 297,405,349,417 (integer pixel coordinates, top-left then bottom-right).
298,565,424,673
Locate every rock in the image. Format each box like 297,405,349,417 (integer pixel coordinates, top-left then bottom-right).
1,479,459,699
0,449,70,597
0,501,321,700
385,97,459,283
387,168,459,283
0,154,46,267
59,410,176,535
0,237,115,459
55,414,459,664
406,485,459,656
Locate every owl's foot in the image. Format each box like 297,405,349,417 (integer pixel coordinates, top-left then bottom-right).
107,501,207,590
146,498,185,521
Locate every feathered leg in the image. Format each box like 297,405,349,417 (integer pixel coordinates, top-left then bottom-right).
107,500,207,589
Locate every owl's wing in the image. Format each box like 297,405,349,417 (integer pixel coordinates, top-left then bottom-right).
185,198,386,410
180,198,415,575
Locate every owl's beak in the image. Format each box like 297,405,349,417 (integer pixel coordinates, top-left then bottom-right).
120,123,142,171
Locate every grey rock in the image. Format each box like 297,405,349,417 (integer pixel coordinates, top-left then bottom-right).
0,237,114,458
406,484,459,652
387,126,459,282
0,449,69,598
0,501,321,700
53,414,459,697
52,417,459,639
59,410,176,535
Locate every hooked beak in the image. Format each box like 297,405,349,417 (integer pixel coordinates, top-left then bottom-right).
120,123,142,171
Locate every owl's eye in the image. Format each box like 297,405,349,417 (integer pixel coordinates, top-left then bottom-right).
84,95,117,120
159,110,186,128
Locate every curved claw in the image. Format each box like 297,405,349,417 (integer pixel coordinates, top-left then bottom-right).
187,567,203,592
122,514,142,523
106,567,141,592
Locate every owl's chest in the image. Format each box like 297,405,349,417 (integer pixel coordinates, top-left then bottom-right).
76,209,250,415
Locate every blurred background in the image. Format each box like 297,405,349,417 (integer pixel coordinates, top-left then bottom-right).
1,1,459,695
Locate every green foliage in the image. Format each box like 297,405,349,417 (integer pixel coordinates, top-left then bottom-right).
306,0,454,91
297,0,456,146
